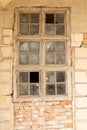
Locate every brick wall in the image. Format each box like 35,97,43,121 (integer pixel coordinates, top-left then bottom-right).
14,101,72,130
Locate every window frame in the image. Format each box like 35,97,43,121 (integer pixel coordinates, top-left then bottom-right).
13,7,71,102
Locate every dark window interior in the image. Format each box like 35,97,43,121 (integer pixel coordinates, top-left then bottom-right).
30,72,39,83
46,14,54,23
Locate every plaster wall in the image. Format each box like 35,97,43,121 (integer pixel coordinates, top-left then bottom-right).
0,0,87,130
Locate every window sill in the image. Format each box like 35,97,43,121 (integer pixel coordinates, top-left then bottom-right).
13,95,72,103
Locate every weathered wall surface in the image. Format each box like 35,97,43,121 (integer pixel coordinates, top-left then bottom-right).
0,28,13,130
0,0,87,130
14,101,72,130
74,34,87,130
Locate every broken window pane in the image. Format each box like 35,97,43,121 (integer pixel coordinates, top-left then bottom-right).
19,72,28,83
56,71,65,82
46,41,55,52
20,24,29,35
46,54,55,64
56,41,65,52
57,84,66,94
30,72,39,83
30,41,39,52
30,25,39,35
29,54,39,64
46,71,55,83
19,84,28,95
46,84,55,95
19,53,28,64
19,42,29,52
30,85,39,95
46,14,54,23
56,54,65,64
56,25,65,35
20,13,29,23
30,13,39,23
56,13,64,24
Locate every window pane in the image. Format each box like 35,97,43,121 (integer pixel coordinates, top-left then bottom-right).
19,42,29,52
29,54,39,64
19,53,28,64
30,85,39,95
19,84,28,95
56,41,65,52
20,24,29,35
57,84,66,94
46,25,55,35
19,72,28,83
56,71,65,82
30,41,39,52
46,41,55,52
46,71,55,82
30,25,39,35
56,54,65,64
30,13,39,23
20,13,29,23
46,84,55,95
46,14,54,23
30,72,39,83
56,13,64,24
56,25,65,35
46,54,55,64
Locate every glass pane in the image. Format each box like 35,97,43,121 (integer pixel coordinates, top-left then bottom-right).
46,54,55,64
30,41,39,52
19,53,28,64
19,72,28,83
56,54,65,64
46,41,55,52
46,84,55,95
46,14,54,23
46,25,55,35
30,85,39,95
30,13,39,23
57,84,66,94
20,13,29,23
19,84,28,95
56,71,65,82
20,24,29,35
29,54,39,64
56,13,64,24
19,42,29,52
56,25,65,35
30,25,39,35
56,41,65,52
46,71,55,82
30,72,39,83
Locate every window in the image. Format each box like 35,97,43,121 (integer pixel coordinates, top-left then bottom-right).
14,7,71,101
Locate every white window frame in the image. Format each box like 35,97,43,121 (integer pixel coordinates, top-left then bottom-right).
13,7,71,102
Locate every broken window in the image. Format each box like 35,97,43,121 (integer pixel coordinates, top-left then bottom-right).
18,71,40,96
45,13,65,35
14,7,71,100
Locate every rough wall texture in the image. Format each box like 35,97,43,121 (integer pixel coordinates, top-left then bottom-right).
0,0,87,130
74,35,87,130
14,101,72,130
0,29,13,130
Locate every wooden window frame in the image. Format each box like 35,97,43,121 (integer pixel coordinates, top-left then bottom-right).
13,7,71,102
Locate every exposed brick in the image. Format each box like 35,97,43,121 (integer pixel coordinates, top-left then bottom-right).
14,101,72,130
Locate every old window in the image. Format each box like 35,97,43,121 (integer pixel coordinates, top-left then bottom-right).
14,7,71,101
